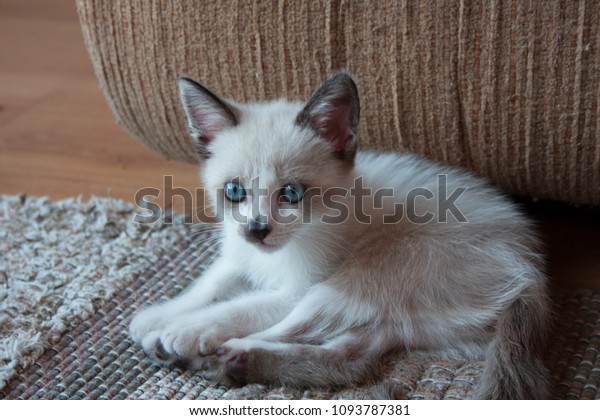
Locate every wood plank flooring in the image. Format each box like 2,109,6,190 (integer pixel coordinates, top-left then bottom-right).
0,0,200,212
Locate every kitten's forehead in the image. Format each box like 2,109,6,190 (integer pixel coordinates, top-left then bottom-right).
204,99,335,184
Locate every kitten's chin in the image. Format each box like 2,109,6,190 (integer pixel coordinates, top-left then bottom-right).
243,236,287,253
255,241,281,253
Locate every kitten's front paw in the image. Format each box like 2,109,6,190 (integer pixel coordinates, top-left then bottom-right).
130,306,194,368
155,321,230,363
135,330,204,370
139,331,179,365
129,305,170,344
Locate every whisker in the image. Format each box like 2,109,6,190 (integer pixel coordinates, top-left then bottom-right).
180,237,220,264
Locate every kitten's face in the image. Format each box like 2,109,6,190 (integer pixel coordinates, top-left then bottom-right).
178,72,360,252
202,101,352,251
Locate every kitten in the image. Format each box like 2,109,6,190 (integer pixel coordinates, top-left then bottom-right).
129,71,551,399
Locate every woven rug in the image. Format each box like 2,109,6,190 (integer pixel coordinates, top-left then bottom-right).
0,194,598,400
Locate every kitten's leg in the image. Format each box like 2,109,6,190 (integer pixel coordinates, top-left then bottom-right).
217,329,389,388
148,289,298,368
129,256,245,358
212,285,392,387
243,284,380,344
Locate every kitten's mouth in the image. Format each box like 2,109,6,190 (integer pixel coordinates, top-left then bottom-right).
241,223,289,252
243,234,283,252
247,240,281,254
256,240,277,250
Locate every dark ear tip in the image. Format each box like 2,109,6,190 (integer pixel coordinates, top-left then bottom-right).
323,71,359,104
177,76,202,91
332,69,354,78
329,70,357,85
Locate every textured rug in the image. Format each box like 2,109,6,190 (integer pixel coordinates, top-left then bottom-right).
0,194,598,399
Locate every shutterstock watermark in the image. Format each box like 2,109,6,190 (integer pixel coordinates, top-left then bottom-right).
133,175,469,225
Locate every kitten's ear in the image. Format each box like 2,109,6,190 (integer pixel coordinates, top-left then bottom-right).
296,71,360,161
178,77,238,158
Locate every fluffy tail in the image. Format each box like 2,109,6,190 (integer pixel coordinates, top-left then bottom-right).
474,282,552,399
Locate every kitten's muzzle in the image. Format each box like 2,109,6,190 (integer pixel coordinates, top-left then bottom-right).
247,219,271,242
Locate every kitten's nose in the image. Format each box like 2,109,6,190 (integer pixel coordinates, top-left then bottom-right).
248,220,271,241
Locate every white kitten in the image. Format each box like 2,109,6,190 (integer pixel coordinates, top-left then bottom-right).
130,72,551,399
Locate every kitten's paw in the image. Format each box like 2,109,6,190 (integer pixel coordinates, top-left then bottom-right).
225,351,249,383
158,322,228,360
139,331,204,370
198,354,233,385
138,331,176,364
129,306,170,343
216,338,263,385
130,308,229,370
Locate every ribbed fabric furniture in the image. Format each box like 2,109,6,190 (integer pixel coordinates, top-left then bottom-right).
77,0,600,205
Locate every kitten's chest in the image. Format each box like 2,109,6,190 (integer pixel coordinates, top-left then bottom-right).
231,241,330,293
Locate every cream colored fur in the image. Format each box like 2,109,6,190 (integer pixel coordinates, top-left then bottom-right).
130,72,551,399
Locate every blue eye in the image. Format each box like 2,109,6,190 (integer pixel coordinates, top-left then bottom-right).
280,183,306,204
224,181,246,202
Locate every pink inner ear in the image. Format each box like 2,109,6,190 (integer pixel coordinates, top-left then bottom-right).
314,103,352,154
188,98,234,143
190,107,231,142
179,78,238,147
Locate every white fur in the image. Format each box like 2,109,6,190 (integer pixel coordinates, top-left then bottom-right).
130,73,550,398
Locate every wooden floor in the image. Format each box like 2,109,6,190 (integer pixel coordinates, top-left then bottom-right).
0,0,598,289
0,0,200,209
